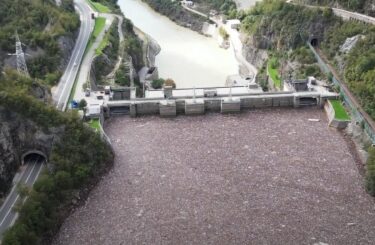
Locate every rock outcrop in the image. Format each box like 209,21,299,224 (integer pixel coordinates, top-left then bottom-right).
242,34,268,69
0,106,63,197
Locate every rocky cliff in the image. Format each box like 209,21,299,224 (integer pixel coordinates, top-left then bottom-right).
0,106,63,197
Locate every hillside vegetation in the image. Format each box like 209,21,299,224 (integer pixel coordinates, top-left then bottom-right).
0,0,79,84
296,0,375,16
239,0,375,119
0,71,114,245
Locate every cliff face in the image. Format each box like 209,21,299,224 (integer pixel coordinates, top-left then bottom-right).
0,106,63,197
242,34,269,69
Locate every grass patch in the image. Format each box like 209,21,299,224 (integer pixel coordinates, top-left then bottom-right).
93,17,106,38
67,17,106,107
87,0,111,13
96,33,109,55
330,100,350,121
88,118,101,131
267,57,281,89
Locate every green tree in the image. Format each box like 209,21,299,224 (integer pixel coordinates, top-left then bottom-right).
78,99,87,110
152,78,165,89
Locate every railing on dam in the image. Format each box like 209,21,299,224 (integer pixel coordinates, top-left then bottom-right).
307,42,375,144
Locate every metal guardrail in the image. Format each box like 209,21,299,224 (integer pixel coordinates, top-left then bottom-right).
307,42,375,143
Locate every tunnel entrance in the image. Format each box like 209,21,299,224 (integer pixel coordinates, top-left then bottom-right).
21,151,47,165
310,38,319,47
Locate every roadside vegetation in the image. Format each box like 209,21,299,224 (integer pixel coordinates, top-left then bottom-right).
88,118,101,132
88,0,111,13
0,73,113,245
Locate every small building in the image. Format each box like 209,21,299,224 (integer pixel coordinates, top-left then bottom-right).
228,19,241,30
182,0,194,7
86,104,101,118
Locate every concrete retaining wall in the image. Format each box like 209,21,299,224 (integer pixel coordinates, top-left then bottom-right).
324,101,350,130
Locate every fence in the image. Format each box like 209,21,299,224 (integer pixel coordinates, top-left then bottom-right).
307,42,375,144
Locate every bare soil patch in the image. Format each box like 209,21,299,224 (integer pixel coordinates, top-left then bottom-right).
54,108,375,245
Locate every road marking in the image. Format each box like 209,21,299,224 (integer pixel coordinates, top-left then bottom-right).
0,162,37,227
0,165,30,215
8,163,44,227
57,2,91,110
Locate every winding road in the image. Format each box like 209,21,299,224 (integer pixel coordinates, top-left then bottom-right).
53,0,94,111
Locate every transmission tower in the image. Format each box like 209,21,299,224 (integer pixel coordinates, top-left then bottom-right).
14,31,29,77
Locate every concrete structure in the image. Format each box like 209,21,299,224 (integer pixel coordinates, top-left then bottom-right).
104,90,337,117
229,19,241,30
221,97,241,113
185,99,205,115
324,100,350,129
159,100,177,117
110,87,136,100
86,104,101,118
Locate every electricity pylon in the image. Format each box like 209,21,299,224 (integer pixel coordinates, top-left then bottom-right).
9,31,29,77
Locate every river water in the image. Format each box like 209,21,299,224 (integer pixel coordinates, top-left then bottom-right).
118,0,238,88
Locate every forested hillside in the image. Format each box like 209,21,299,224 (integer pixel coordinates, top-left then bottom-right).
296,0,375,16
239,0,375,119
0,0,79,84
0,71,114,244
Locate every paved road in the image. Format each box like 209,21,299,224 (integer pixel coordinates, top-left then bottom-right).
0,159,44,239
53,0,94,111
288,0,375,25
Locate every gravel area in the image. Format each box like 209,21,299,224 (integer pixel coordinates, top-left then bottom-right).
53,108,375,245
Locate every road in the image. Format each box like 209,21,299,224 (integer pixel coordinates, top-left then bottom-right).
53,0,94,111
0,159,44,239
288,0,375,25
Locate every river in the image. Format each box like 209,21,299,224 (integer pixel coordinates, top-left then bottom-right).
118,0,238,88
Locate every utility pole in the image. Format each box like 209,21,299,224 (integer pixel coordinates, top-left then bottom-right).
12,31,30,77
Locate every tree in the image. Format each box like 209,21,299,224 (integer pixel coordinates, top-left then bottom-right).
152,78,165,89
164,78,176,88
78,99,87,110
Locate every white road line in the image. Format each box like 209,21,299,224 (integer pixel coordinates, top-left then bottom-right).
0,165,30,215
57,2,89,110
0,162,37,227
9,163,44,227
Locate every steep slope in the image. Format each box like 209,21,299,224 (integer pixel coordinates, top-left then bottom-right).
0,0,79,85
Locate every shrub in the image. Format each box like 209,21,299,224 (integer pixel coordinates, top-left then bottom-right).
152,78,165,89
